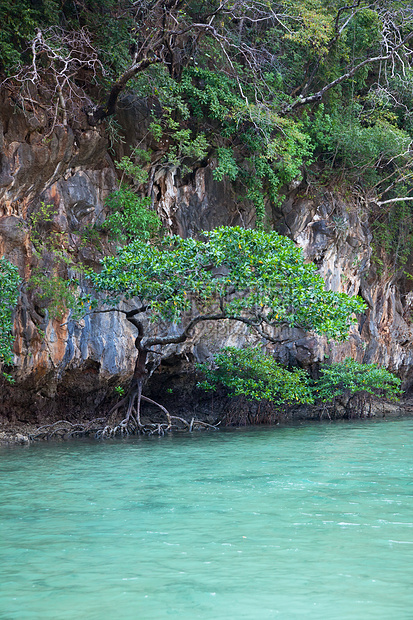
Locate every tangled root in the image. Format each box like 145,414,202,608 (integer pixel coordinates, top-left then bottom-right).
96,395,218,438
30,393,219,440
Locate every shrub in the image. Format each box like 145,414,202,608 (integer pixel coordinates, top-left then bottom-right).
0,257,20,381
198,346,314,405
197,348,403,423
102,187,161,243
315,358,402,402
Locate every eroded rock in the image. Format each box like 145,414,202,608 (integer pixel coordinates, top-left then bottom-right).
0,90,412,424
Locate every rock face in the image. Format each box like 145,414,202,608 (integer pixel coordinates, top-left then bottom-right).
273,192,413,382
0,92,412,424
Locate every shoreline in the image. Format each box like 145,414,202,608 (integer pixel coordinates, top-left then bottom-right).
1,398,412,445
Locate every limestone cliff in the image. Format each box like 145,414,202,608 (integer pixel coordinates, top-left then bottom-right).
0,92,412,426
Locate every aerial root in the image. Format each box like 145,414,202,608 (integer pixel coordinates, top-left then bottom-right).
99,391,219,437
29,418,107,440
30,392,220,440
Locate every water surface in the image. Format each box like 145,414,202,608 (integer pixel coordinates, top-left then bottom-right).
1,418,412,619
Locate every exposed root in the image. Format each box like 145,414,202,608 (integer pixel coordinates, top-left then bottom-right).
106,396,129,417
141,395,171,426
190,420,221,429
96,392,219,438
30,393,220,440
223,397,282,426
29,418,107,440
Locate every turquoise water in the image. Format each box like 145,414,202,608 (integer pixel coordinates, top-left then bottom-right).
0,418,412,620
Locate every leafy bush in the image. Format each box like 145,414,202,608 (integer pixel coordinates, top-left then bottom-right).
0,257,20,381
315,358,402,402
175,67,313,224
305,104,412,174
197,347,402,420
198,347,314,405
102,188,161,243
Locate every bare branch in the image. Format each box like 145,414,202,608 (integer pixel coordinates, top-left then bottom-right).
376,196,413,206
285,31,413,113
144,312,227,348
6,27,104,130
334,1,363,33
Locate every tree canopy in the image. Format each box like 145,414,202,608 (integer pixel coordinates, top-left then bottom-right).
4,1,413,234
91,225,365,345
81,225,367,435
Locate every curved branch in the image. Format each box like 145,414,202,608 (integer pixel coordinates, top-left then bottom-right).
225,314,291,344
144,312,227,348
61,305,148,328
143,310,288,350
285,30,413,113
87,58,158,123
141,395,171,426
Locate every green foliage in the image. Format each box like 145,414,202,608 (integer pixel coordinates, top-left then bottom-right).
28,202,56,248
28,271,80,322
197,347,402,410
315,358,402,402
0,257,20,381
174,66,314,224
176,67,246,129
371,201,413,273
283,0,334,57
91,225,365,337
103,151,162,244
345,8,381,59
78,224,102,248
0,0,59,70
304,104,412,174
303,102,413,267
198,346,314,404
28,203,85,321
164,129,209,173
116,154,150,186
213,148,239,182
102,187,161,243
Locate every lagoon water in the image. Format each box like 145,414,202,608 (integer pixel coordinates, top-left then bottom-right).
0,418,412,619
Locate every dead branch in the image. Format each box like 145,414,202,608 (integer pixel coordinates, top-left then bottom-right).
5,27,104,131
376,196,413,206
